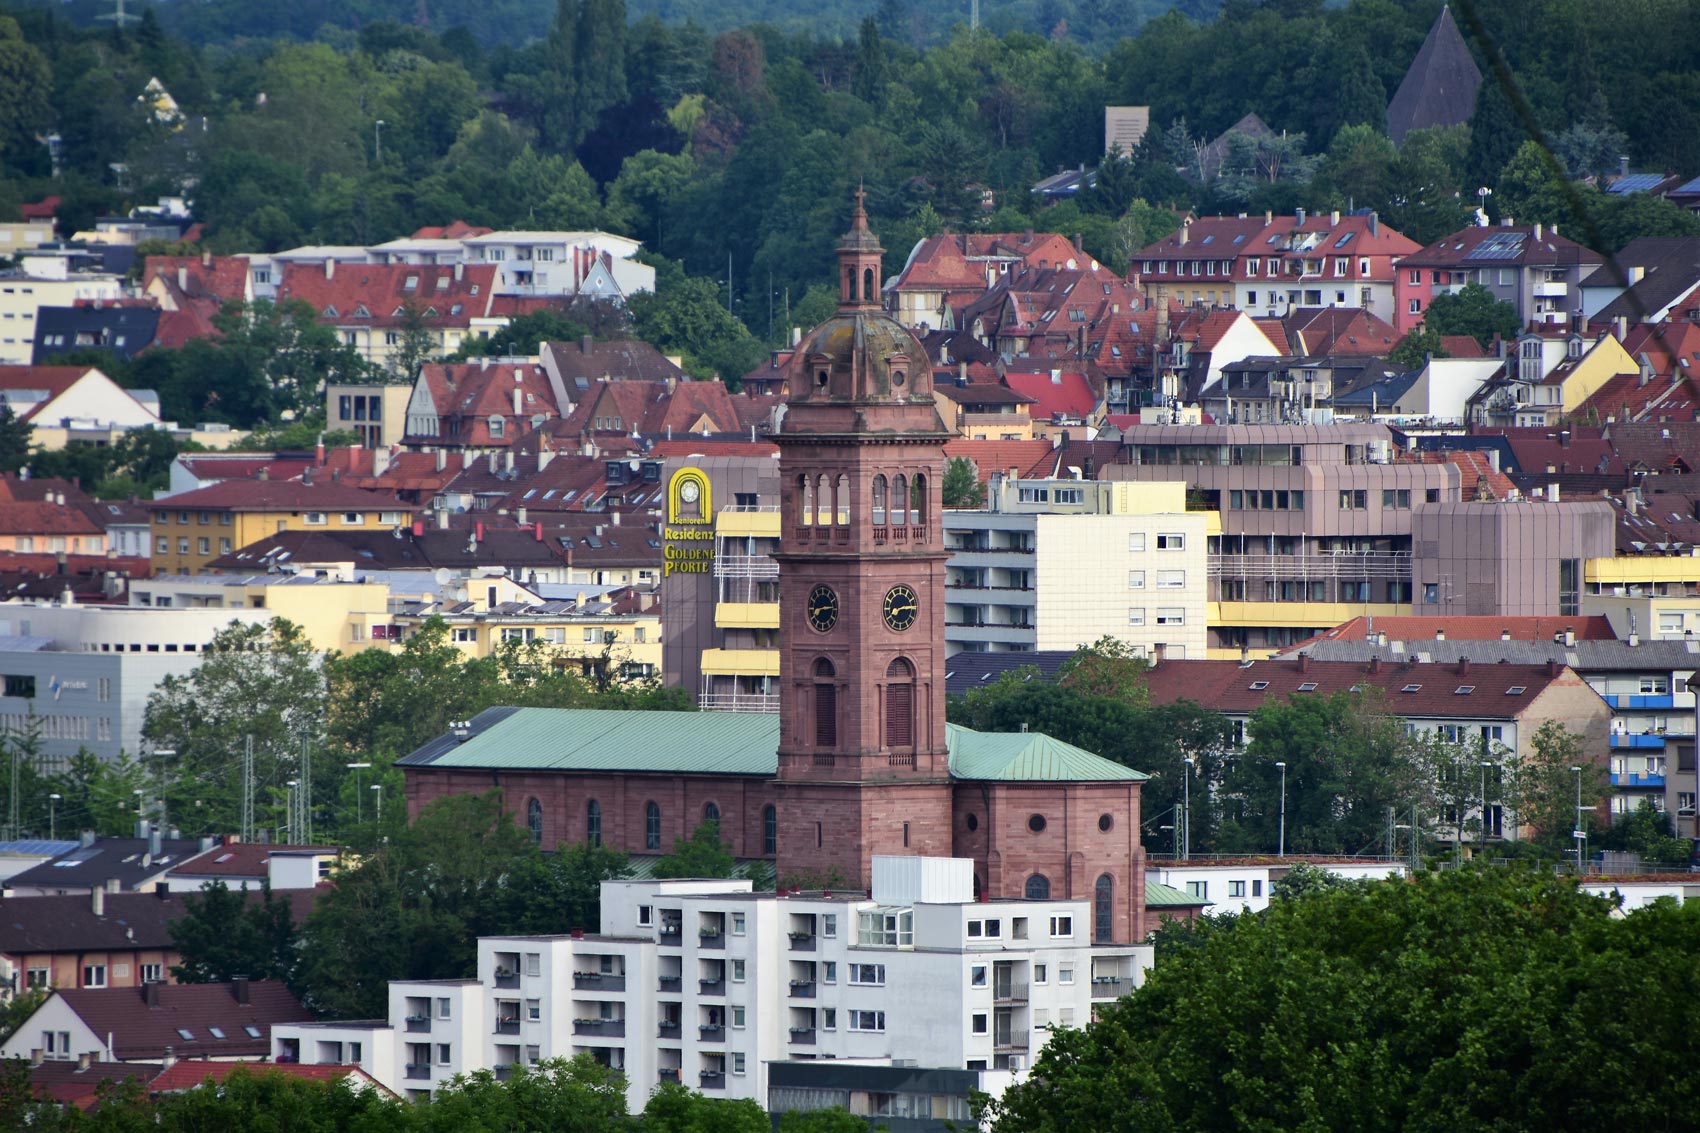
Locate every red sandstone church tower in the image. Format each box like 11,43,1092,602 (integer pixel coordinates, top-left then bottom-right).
771,192,956,887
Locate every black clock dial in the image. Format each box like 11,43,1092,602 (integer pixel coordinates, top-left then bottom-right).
807,584,839,633
882,584,919,632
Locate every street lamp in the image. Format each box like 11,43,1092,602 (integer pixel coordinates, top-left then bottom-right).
285,780,299,839
48,793,60,840
347,762,372,823
1182,756,1195,860
1275,762,1287,857
1571,765,1584,872
374,120,386,163
371,782,383,822
1479,760,1493,848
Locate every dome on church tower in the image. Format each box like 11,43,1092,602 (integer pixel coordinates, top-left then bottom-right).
782,192,943,433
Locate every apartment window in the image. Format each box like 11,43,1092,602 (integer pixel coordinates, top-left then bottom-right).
1252,880,1263,897
489,416,505,438
1381,489,1410,508
178,538,189,554
1128,571,1145,589
1660,613,1684,632
822,1008,837,1030
220,538,232,553
438,998,452,1019
1187,881,1208,899
638,905,653,927
586,798,601,846
732,1053,747,1075
1334,257,1349,276
156,536,169,553
1247,259,1259,277
43,1030,72,1059
1424,583,1440,604
848,1011,886,1032
435,1043,451,1064
1033,963,1047,985
304,512,327,526
1157,532,1185,550
645,801,661,849
1156,608,1186,626
83,964,107,988
1337,489,1367,510
732,1005,747,1028
26,967,49,988
732,959,746,982
526,999,541,1021
850,964,886,986
1640,677,1670,694
524,953,540,977
1157,570,1186,589
198,537,209,554
1128,608,1145,627
732,912,746,935
971,965,988,988
972,1013,989,1035
1049,916,1073,937
1128,533,1145,552
1408,299,1422,314
1408,269,1421,285
823,914,837,939
1058,965,1074,985
1229,880,1247,898
763,805,777,855
966,919,1002,939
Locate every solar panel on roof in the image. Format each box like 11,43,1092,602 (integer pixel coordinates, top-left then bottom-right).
1608,173,1664,195
1469,232,1527,261
1333,232,1355,248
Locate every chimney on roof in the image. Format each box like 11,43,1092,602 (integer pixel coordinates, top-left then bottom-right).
1548,482,1560,503
1153,642,1167,665
231,977,250,1005
1458,656,1470,675
412,518,424,537
454,262,464,281
1369,212,1379,237
78,1051,94,1071
1564,626,1576,647
1329,210,1340,227
475,520,484,544
516,505,527,525
149,825,161,857
534,521,543,542
1177,220,1189,247
1534,222,1543,241
91,886,104,917
1547,658,1561,677
436,506,450,530
1296,652,1310,673
1296,208,1306,226
143,981,160,1007
1501,628,1512,641
1436,628,1446,641
176,266,187,292
1368,656,1382,674
201,249,211,268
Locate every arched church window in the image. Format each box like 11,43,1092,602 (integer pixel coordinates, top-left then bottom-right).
891,475,908,531
799,475,813,527
871,475,887,526
645,801,661,850
762,805,777,855
1094,874,1114,943
704,802,720,829
1026,874,1051,900
814,658,837,747
526,798,543,844
863,266,876,300
817,474,833,525
884,657,915,748
586,799,601,847
836,474,850,525
911,472,927,525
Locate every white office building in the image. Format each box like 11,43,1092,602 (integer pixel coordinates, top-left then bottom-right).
273,857,1154,1119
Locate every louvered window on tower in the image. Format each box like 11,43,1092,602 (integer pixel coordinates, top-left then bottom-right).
885,658,915,747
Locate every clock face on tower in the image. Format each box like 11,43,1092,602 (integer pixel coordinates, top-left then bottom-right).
807,584,839,633
882,584,919,632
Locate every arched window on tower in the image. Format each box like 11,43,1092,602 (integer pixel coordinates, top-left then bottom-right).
836,474,850,525
586,799,602,847
871,475,888,526
763,805,777,855
645,801,661,850
813,658,837,747
863,266,876,301
911,472,927,525
799,474,813,527
704,802,720,830
1094,874,1114,943
885,657,915,748
817,474,833,526
892,475,908,530
526,798,543,844
1026,874,1051,900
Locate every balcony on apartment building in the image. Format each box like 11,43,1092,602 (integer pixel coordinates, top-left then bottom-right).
1611,769,1667,787
574,969,625,993
1208,550,1412,582
1611,733,1669,749
573,1018,626,1038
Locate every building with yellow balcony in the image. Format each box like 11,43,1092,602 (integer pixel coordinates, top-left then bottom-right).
149,481,407,575
126,574,397,654
393,583,663,681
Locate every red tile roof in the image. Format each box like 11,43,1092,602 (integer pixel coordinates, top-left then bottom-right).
942,439,1060,487
1440,335,1491,358
165,843,337,879
406,362,562,448
0,365,102,422
142,256,250,304
52,980,311,1061
1297,615,1618,646
277,262,496,329
1400,224,1603,270
175,454,316,484
27,1059,156,1110
1141,657,1579,720
1397,450,1517,500
410,220,491,239
150,480,402,513
1001,369,1098,420
1285,307,1400,357
19,196,60,221
1575,371,1699,425
147,1060,390,1095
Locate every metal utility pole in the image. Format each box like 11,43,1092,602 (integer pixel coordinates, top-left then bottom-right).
1276,762,1287,857
241,735,254,843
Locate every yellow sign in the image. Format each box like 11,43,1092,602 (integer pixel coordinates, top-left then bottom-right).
665,467,715,577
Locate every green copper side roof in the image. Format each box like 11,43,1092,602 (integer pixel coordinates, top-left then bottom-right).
1145,881,1211,908
398,708,1146,784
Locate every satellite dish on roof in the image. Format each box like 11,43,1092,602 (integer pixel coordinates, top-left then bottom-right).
434,568,451,586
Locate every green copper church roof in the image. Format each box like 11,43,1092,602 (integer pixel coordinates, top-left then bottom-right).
396,708,1146,784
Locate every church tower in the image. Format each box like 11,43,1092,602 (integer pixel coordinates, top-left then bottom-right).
771,192,955,887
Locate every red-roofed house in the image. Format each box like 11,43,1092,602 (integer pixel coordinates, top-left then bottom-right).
276,261,497,373
0,475,107,554
887,231,1092,331
149,480,405,574
1296,614,1618,648
1001,369,1099,436
0,365,162,448
4,198,59,255
23,1056,155,1110
401,361,564,452
1284,307,1400,357
0,980,312,1064
147,1060,394,1098
941,438,1061,496
141,255,252,311
1394,222,1604,335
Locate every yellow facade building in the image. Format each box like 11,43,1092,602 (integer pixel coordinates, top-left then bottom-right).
149,481,407,575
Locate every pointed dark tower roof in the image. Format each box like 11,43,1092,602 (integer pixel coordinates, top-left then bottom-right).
1387,5,1483,146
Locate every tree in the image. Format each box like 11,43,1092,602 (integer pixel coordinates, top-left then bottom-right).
627,263,764,382
0,406,33,476
1509,720,1601,849
1056,636,1149,704
653,819,736,879
141,619,327,838
1596,799,1690,866
1332,46,1387,138
985,867,1700,1133
1465,75,1525,193
941,456,984,508
420,1056,629,1133
451,309,593,360
1387,323,1446,371
1316,124,1396,210
486,842,631,934
1423,282,1520,351
0,17,51,162
169,880,301,985
643,1081,770,1133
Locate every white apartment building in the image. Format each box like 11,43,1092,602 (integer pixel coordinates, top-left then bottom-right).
273,857,1154,1116
462,232,654,301
0,268,125,365
1147,859,1410,917
944,477,1211,659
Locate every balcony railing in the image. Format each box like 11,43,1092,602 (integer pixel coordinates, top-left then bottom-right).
993,981,1029,1003
789,1027,817,1045
658,1022,681,1039
573,1019,626,1037
1611,733,1667,749
699,1024,725,1040
574,973,625,992
994,1030,1030,1051
1209,551,1412,581
658,976,682,993
1604,693,1675,709
1611,770,1667,787
495,1019,521,1035
788,933,816,952
700,1071,726,1090
698,691,781,713
658,1068,681,1084
658,926,682,946
712,553,779,581
699,979,725,996
698,930,724,950
404,1016,431,1033
1091,976,1130,998
404,1064,430,1080
493,1066,513,1082
789,980,816,999
493,971,520,989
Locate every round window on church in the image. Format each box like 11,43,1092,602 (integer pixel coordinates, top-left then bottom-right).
1028,814,1047,834
965,813,979,832
1099,813,1114,832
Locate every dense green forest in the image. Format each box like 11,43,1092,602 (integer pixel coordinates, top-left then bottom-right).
2,0,1698,383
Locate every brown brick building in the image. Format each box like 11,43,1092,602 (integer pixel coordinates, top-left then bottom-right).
401,199,1151,942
